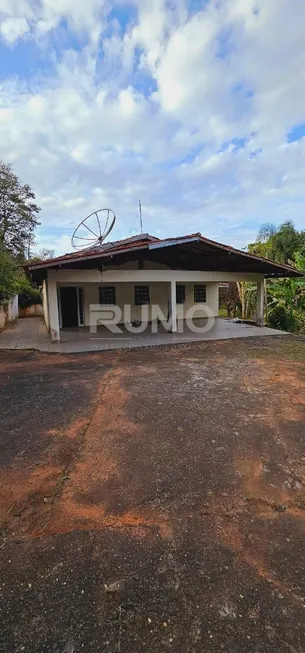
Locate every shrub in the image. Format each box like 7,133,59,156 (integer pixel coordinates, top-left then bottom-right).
18,285,42,308
292,311,305,335
267,306,295,332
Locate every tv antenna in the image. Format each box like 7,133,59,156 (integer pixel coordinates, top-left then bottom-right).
139,199,143,234
71,209,116,250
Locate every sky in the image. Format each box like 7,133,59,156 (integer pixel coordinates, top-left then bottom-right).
0,0,305,255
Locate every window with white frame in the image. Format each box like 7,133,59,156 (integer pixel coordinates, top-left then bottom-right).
176,284,186,304
134,285,150,305
99,286,116,304
194,284,206,303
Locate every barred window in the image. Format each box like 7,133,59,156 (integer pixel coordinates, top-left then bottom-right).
134,285,150,305
194,284,206,303
99,286,116,304
176,284,186,304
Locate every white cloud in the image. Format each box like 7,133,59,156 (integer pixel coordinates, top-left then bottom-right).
0,0,109,43
0,17,29,42
0,0,305,254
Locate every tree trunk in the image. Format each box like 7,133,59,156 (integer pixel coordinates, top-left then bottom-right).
237,282,246,319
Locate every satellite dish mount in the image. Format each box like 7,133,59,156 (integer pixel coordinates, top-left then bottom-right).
71,209,116,250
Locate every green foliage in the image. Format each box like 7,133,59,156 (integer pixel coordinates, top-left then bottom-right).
245,221,305,334
0,246,23,304
0,160,40,258
249,222,305,334
267,305,295,332
0,160,41,304
267,305,305,334
248,239,272,259
292,310,305,334
18,283,42,308
219,282,240,317
0,245,41,307
248,221,305,264
271,221,305,263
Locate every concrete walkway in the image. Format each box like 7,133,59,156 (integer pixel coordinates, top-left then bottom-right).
0,318,53,351
0,317,288,353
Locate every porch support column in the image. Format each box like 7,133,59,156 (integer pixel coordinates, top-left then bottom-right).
169,280,177,332
47,273,60,342
256,279,265,326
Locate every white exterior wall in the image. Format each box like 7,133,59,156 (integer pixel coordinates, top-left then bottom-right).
0,295,18,329
42,280,49,330
47,270,60,341
106,260,170,271
0,309,4,330
53,268,264,284
8,295,18,321
46,263,265,337
56,280,219,325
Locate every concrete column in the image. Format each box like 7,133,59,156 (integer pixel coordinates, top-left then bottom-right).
47,271,60,342
256,279,265,326
169,280,177,332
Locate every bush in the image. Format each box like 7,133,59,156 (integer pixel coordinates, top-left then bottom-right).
267,306,295,332
18,285,42,308
292,311,305,335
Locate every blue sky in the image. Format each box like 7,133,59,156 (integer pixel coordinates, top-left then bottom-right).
0,0,305,254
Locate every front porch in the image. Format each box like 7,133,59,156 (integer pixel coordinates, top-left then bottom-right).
45,268,267,343
26,231,302,346
0,317,287,353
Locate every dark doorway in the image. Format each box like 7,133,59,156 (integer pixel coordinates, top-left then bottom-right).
60,287,78,328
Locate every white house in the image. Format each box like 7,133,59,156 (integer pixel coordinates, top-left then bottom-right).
26,232,302,343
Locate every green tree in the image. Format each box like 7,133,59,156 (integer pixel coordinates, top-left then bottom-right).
248,221,305,264
246,221,305,331
270,221,305,264
0,161,40,258
0,245,23,303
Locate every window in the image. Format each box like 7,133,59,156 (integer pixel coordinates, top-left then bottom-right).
194,284,206,303
176,284,186,304
134,285,150,305
99,286,116,304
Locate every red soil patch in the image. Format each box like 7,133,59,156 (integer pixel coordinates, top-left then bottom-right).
37,365,172,540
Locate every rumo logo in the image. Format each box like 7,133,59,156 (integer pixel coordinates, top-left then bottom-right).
89,304,215,334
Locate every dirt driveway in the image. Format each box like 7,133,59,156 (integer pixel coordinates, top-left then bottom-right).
1,337,305,652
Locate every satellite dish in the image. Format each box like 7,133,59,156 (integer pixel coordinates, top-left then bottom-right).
71,209,116,250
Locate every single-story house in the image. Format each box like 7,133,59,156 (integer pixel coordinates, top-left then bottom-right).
26,232,302,343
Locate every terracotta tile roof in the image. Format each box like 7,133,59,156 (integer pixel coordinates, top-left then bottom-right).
26,233,159,268
25,231,303,277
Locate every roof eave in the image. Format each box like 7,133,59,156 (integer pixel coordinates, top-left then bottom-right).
149,236,303,278
27,243,151,271
196,236,303,277
25,235,304,278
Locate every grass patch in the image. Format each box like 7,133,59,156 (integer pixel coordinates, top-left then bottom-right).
246,336,305,363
